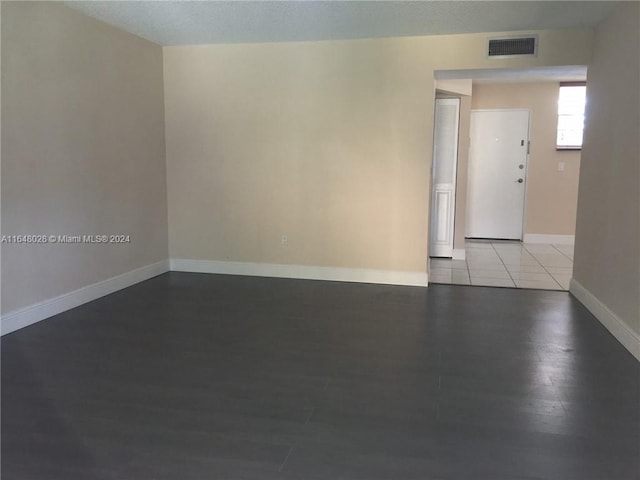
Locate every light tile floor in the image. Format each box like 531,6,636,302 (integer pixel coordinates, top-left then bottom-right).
429,240,574,290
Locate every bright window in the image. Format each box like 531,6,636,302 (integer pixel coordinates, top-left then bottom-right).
557,83,586,149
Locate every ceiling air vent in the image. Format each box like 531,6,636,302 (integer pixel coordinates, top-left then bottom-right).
488,36,537,58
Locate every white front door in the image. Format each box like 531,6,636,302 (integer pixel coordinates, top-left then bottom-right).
430,98,460,258
466,109,530,240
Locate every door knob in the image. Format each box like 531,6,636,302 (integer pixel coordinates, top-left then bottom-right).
517,178,524,183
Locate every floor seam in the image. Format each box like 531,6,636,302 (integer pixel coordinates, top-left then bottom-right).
278,446,294,472
491,241,517,287
522,243,568,291
304,407,315,425
551,243,574,261
525,244,566,290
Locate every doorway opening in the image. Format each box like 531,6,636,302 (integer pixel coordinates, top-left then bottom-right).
427,66,585,291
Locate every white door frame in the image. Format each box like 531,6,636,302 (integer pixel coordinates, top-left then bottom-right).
467,108,531,241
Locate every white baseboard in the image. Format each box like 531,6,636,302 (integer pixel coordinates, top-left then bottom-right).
523,234,575,245
452,249,466,260
1,260,169,336
170,259,428,288
569,278,640,361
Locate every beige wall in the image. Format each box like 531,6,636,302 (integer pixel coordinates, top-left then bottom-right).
469,82,581,236
165,40,430,272
1,2,168,314
573,2,640,334
165,29,592,274
435,79,473,97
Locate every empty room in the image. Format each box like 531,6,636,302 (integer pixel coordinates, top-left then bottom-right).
2,1,639,479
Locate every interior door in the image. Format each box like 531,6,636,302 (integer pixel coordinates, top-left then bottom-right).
466,109,530,240
429,98,460,258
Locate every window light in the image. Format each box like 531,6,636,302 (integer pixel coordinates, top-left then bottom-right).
557,83,586,149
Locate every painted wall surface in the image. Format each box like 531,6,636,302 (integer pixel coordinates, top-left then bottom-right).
164,29,592,274
435,79,473,97
1,2,168,314
469,82,581,236
573,2,640,334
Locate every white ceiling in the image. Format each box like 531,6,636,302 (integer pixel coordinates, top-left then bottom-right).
63,1,618,46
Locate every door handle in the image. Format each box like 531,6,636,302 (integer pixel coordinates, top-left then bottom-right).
516,178,524,183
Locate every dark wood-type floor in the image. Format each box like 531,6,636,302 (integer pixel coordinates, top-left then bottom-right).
2,273,639,479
